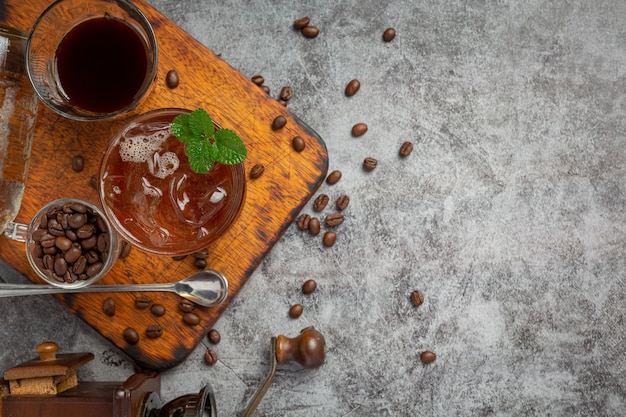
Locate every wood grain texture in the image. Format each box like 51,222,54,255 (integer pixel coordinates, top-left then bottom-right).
0,0,327,370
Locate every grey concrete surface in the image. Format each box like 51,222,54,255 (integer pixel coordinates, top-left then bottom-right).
2,0,626,415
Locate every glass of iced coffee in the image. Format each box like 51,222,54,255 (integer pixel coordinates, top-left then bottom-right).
98,109,246,256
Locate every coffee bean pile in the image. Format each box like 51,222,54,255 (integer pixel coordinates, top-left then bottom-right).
31,202,112,284
105,294,203,346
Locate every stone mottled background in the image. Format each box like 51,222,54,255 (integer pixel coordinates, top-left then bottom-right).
2,0,626,415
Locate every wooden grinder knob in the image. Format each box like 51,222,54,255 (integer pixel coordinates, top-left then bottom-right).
36,342,59,361
275,326,326,369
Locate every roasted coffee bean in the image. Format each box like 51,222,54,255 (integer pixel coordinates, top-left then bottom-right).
54,256,68,276
302,279,317,294
325,213,344,227
383,27,396,42
250,163,265,179
68,213,87,229
345,79,361,97
193,249,209,259
70,202,87,213
352,123,368,137
71,155,84,172
271,115,287,130
76,223,96,239
65,229,78,241
97,233,109,252
260,85,270,94
179,299,195,313
119,241,131,259
289,304,303,318
183,312,201,326
85,249,100,264
81,235,97,250
336,195,350,211
194,258,207,269
323,231,337,247
96,215,108,233
172,254,187,261
135,296,152,309
301,25,320,38
297,213,311,230
293,16,310,29
42,254,54,270
72,256,87,275
34,244,44,259
251,74,265,85
64,244,82,264
123,328,139,345
280,86,293,101
151,304,166,317
400,141,414,157
411,290,424,306
32,228,47,242
40,233,56,248
277,98,288,106
326,170,342,185
363,157,378,171
204,349,218,365
313,194,329,211
48,220,65,237
103,297,116,316
207,329,221,344
146,325,163,339
421,351,436,364
308,217,321,235
292,136,305,152
86,262,104,277
54,236,72,251
165,70,179,89
89,175,98,189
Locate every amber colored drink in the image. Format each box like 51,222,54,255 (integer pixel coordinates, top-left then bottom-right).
99,109,246,256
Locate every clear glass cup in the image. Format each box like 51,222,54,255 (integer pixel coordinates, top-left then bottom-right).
26,0,158,121
4,198,120,288
0,24,39,235
98,108,246,256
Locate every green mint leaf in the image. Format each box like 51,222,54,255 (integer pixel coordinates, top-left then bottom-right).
214,128,248,165
186,140,218,174
189,108,214,139
171,113,197,143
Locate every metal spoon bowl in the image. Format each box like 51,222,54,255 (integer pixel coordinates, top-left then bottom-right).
0,269,228,307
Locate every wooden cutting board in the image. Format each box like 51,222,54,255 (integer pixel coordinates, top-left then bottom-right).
0,0,327,370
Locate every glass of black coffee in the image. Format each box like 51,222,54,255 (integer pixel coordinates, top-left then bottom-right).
26,0,158,121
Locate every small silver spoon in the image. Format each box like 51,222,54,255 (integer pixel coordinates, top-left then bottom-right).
0,270,228,307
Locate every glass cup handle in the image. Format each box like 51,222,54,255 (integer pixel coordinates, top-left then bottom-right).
3,222,28,242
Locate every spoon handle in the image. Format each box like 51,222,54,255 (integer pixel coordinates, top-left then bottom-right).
0,282,175,297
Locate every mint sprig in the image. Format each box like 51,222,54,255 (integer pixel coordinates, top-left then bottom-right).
171,108,247,174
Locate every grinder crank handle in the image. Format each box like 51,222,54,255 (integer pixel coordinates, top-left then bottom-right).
241,326,326,417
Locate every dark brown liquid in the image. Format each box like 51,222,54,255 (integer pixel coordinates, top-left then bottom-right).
55,17,149,113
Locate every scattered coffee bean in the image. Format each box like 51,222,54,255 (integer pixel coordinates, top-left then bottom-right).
277,98,288,106
345,79,361,97
151,304,166,317
326,170,342,185
313,194,330,211
194,258,207,269
172,255,187,261
204,349,218,365
165,70,179,89
411,290,424,307
289,304,303,318
207,329,221,344
308,217,321,235
399,141,414,157
123,327,139,345
103,297,115,316
260,85,271,94
325,213,344,227
71,155,84,172
297,213,311,230
119,241,131,259
134,296,152,310
272,115,287,130
301,25,320,38
352,123,368,137
251,74,264,86
293,16,310,29
336,195,350,211
323,231,337,247
179,299,195,313
250,163,265,179
363,157,378,171
193,249,209,259
302,279,317,294
292,136,305,152
280,86,293,101
146,325,163,339
383,27,396,42
89,175,97,189
183,312,201,326
421,351,436,364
